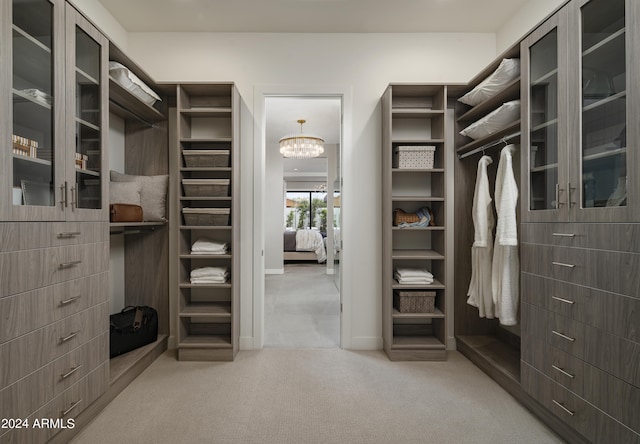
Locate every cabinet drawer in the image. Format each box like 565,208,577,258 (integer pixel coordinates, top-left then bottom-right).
0,302,108,388
0,222,108,253
0,242,109,297
522,273,639,343
0,333,108,421
521,243,640,298
523,336,640,433
0,272,108,343
0,363,109,444
521,223,640,253
522,362,640,444
522,303,640,388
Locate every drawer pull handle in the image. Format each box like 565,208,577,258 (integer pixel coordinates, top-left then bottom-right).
552,330,576,342
552,399,575,416
59,260,82,269
59,295,81,306
59,331,79,344
60,365,82,380
60,399,82,418
552,261,575,269
552,232,575,238
551,296,575,305
552,364,575,379
58,232,81,239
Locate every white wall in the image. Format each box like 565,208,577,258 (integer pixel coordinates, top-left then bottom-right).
65,4,500,350
121,32,496,350
496,0,568,52
265,142,284,273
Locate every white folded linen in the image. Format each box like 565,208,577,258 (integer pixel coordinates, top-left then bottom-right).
393,274,433,283
191,238,228,254
191,276,228,284
190,266,228,278
394,268,433,278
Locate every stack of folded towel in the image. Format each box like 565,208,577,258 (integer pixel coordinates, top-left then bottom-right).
191,238,229,255
394,268,434,284
190,266,229,284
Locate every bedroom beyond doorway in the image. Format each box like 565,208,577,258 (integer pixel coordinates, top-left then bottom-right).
263,95,342,348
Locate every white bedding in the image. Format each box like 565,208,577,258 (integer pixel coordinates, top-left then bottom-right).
295,230,327,263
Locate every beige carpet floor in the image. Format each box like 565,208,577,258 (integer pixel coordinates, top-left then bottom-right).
264,263,340,348
70,349,565,444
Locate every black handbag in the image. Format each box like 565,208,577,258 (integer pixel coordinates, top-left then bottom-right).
109,306,158,358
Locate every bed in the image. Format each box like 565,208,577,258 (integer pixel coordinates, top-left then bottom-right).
283,230,327,263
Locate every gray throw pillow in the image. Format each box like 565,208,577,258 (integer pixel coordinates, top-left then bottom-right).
109,181,142,206
110,170,169,222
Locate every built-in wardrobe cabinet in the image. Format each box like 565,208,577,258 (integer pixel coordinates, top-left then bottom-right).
381,84,450,361
522,0,640,223
0,1,110,443
520,0,640,442
451,40,522,397
173,83,240,361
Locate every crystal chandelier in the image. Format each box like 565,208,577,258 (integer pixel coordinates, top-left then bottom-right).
279,119,324,159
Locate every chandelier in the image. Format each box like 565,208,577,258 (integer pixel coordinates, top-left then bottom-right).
279,119,324,159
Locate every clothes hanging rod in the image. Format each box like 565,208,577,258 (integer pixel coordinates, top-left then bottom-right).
108,99,156,128
458,131,521,160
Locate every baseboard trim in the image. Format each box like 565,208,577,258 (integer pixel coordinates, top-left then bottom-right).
239,336,255,350
348,336,382,350
265,268,284,275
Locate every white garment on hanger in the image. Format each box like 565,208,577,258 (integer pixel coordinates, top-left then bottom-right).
492,144,519,326
467,155,495,318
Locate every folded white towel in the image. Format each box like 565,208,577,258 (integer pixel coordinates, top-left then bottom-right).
191,238,228,254
395,277,434,284
190,266,229,278
395,268,433,278
191,276,228,284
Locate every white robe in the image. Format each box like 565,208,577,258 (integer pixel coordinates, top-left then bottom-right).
467,155,495,318
492,145,519,326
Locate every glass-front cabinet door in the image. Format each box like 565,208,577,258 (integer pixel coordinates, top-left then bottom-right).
568,0,638,222
521,10,569,222
65,5,108,221
3,0,66,221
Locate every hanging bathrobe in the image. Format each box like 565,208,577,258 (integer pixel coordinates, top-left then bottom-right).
492,144,519,326
466,155,495,318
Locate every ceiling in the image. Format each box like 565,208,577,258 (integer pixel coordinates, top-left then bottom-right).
97,0,530,34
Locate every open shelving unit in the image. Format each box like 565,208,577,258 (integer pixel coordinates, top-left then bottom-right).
381,84,449,361
173,83,240,361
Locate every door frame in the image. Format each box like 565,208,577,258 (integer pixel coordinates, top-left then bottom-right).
252,84,352,349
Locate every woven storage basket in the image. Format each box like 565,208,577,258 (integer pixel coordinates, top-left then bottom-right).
183,208,230,226
393,146,436,170
182,179,230,197
394,290,436,313
183,150,230,168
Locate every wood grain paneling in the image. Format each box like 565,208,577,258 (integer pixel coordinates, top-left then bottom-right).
0,222,108,253
521,243,640,299
0,333,107,420
0,363,108,444
0,242,108,297
522,362,640,444
522,273,639,343
521,222,640,253
0,302,108,388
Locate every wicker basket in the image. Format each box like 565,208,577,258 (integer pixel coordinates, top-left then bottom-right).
183,208,230,226
393,146,436,170
183,150,230,167
182,179,230,197
394,290,436,313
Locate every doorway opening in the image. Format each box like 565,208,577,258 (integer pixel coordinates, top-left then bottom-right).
262,95,342,348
